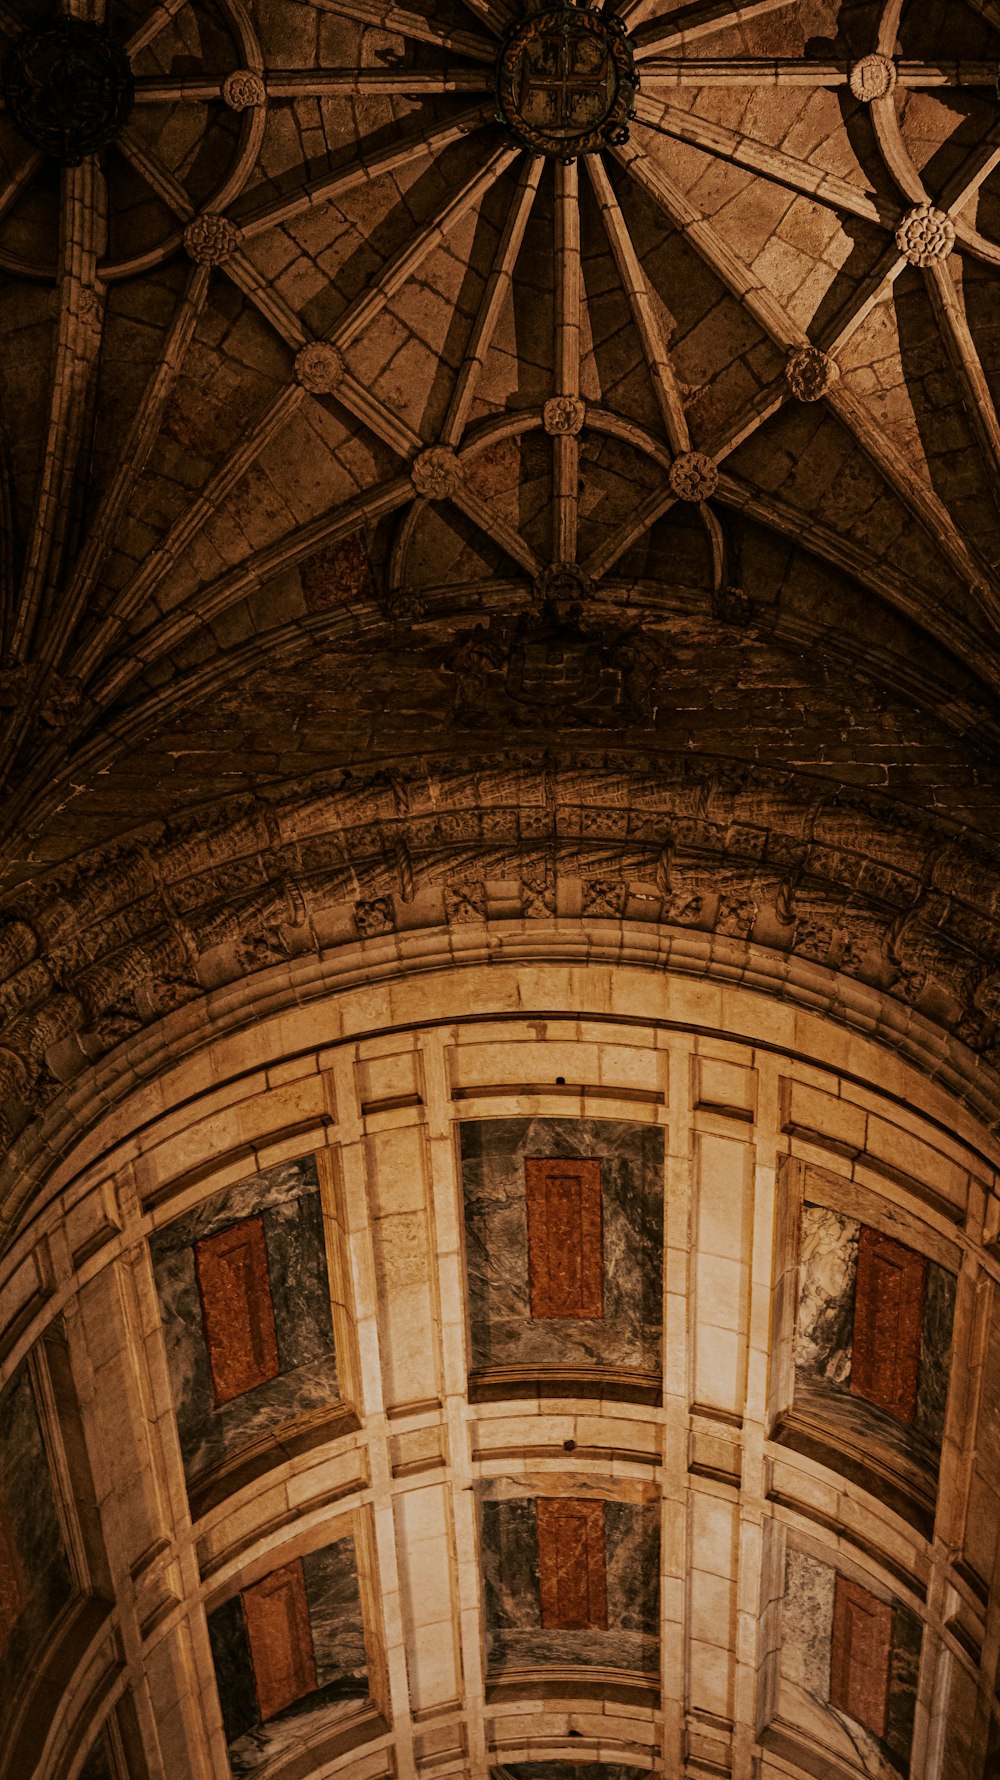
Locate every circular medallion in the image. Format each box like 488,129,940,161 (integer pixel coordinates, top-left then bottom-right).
495,6,637,159
2,19,134,166
848,54,896,102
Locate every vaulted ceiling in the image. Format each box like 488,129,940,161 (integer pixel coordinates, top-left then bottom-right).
2,0,1000,880
3,1,1000,1779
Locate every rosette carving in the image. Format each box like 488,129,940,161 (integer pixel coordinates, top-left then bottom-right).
183,213,242,266
543,396,585,435
223,69,266,110
294,342,346,394
785,346,839,403
895,205,955,266
668,451,718,502
411,446,463,501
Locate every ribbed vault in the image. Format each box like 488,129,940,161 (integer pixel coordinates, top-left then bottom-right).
3,0,1000,1777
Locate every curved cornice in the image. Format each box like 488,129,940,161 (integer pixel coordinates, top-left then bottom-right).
2,754,1000,1246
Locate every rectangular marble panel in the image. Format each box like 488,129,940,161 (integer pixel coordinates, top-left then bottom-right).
793,1202,955,1492
150,1157,340,1488
526,1159,603,1320
243,1558,317,1721
885,1601,922,1771
480,1489,658,1676
830,1574,892,1739
302,1538,368,1687
914,1261,956,1447
850,1227,925,1425
207,1532,369,1777
461,1118,663,1377
536,1498,606,1629
780,1548,919,1776
195,1216,280,1407
0,1361,73,1718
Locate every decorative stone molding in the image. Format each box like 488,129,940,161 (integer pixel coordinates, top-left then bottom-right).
495,6,637,158
385,586,427,623
222,69,266,110
183,212,242,266
2,760,1000,1193
444,879,487,923
895,205,955,266
543,396,585,436
582,879,628,917
38,674,89,730
2,19,134,165
294,341,346,394
76,284,104,335
849,55,897,101
0,663,32,709
668,451,718,502
785,345,839,403
533,562,591,606
411,446,463,501
354,896,394,937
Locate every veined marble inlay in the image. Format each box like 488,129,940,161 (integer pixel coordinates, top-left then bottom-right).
0,1360,73,1726
208,1534,368,1777
461,1118,663,1377
793,1203,955,1487
781,1548,920,1775
480,1487,659,1676
150,1156,339,1487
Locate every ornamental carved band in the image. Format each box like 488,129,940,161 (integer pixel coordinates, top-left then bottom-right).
2,19,134,165
668,450,718,502
543,395,585,435
184,213,242,266
785,345,839,403
895,204,955,266
495,7,637,159
411,446,463,500
223,68,266,110
534,561,591,604
849,54,896,101
295,341,346,394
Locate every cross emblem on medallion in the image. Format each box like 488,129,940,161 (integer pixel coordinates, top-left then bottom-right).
496,6,637,158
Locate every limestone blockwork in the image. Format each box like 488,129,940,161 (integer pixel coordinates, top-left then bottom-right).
4,0,1000,1774
0,952,996,1779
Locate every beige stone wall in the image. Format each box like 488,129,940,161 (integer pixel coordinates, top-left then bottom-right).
0,957,998,1780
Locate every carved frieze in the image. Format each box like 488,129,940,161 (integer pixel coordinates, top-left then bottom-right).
354,896,394,937
444,607,667,727
2,762,1000,1180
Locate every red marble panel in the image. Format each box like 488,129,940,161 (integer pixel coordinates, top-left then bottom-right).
0,1499,23,1648
850,1226,926,1424
243,1558,318,1722
536,1497,607,1630
525,1159,603,1320
829,1573,893,1738
195,1216,281,1407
